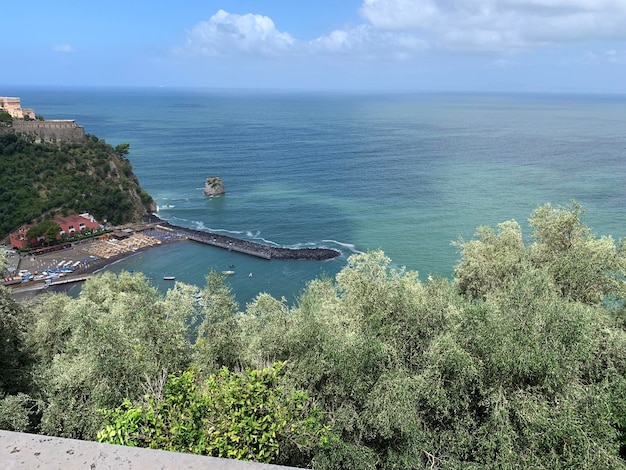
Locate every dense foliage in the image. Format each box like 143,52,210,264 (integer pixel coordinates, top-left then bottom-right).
2,202,626,468
0,132,155,237
97,364,330,465
26,220,61,246
0,111,12,124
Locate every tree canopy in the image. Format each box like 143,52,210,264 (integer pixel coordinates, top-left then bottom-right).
0,132,154,237
2,202,626,468
25,220,61,247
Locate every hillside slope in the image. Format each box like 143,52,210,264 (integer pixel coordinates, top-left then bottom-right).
0,132,156,238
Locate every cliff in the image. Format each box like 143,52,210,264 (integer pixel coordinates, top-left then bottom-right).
0,96,85,144
0,132,156,238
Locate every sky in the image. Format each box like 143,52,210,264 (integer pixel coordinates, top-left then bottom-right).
4,0,626,92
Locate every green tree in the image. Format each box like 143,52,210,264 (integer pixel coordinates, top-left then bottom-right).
193,271,242,376
237,245,626,468
0,253,39,432
0,132,154,239
27,272,195,439
5,203,626,468
26,220,61,246
453,220,527,299
0,288,34,397
455,202,626,305
0,251,7,275
528,202,626,304
97,363,331,466
0,110,12,124
114,142,130,157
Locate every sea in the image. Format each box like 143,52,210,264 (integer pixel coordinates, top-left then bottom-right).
5,87,626,306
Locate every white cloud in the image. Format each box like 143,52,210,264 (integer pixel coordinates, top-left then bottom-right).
50,44,75,53
177,10,428,63
308,24,429,58
175,2,626,68
182,9,295,56
585,48,626,64
359,0,626,53
360,0,439,29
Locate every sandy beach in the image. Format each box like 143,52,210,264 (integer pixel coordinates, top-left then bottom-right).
6,218,338,301
8,230,183,300
16,232,167,273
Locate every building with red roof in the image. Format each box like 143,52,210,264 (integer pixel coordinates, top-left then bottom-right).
8,213,100,250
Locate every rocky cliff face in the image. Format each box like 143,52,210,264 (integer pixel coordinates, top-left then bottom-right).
204,177,225,196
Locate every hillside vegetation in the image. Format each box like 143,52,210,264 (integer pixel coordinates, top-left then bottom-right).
2,203,626,468
0,132,155,237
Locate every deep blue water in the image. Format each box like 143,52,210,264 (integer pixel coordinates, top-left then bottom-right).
6,87,626,306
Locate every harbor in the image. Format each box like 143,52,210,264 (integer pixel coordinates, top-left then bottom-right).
4,215,343,299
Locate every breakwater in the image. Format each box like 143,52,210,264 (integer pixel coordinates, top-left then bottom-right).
144,215,341,261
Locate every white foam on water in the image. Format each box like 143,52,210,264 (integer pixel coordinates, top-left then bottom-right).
322,240,361,253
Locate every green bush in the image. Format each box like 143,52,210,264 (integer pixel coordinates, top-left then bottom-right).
97,363,331,466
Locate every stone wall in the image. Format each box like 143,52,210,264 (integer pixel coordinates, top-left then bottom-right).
0,430,302,470
9,120,86,144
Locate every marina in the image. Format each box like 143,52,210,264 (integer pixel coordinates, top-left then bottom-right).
4,215,343,301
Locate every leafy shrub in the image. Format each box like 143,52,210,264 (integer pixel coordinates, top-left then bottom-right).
97,363,331,466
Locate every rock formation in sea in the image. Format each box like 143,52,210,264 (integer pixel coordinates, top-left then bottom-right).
204,177,225,196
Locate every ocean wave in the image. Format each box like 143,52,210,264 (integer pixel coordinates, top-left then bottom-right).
154,214,350,254
191,221,244,235
212,228,245,235
246,231,280,246
192,220,206,231
322,240,361,253
282,241,317,249
160,215,190,227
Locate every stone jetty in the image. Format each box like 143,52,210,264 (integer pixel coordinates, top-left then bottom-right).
144,215,341,261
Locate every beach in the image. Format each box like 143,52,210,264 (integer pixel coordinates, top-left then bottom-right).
8,230,181,300
6,216,342,302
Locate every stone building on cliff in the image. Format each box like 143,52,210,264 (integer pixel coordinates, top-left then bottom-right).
9,213,100,250
0,96,35,120
0,96,86,144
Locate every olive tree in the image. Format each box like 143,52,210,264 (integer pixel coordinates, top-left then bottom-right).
28,272,196,439
528,202,626,304
453,220,527,299
193,271,242,376
0,252,39,432
239,243,626,468
455,202,626,305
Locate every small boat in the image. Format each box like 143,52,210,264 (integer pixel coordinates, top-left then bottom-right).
221,270,235,276
163,276,176,280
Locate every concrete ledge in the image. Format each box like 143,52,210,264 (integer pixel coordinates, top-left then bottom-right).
0,431,302,469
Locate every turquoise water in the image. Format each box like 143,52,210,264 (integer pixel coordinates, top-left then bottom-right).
7,88,626,305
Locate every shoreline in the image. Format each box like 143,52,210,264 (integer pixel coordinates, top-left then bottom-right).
8,216,343,300
5,214,342,300
8,236,184,300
